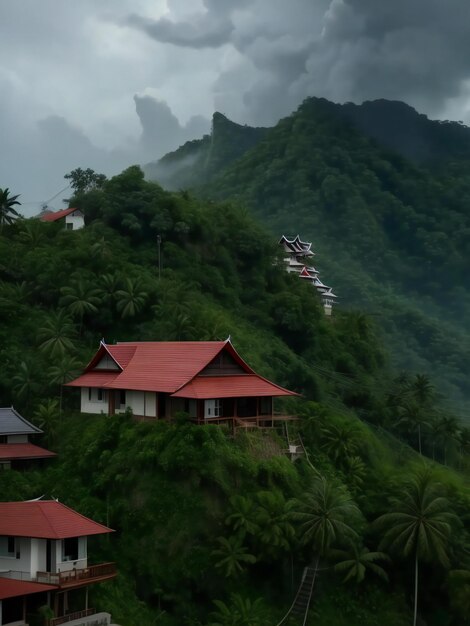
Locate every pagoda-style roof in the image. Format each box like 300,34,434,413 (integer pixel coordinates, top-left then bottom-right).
0,501,113,539
66,340,298,399
0,407,42,436
279,235,315,256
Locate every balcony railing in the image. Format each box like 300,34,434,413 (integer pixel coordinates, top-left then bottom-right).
50,609,95,626
36,563,117,586
192,414,298,427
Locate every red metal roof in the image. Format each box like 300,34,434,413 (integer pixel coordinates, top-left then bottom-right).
66,340,298,398
171,375,298,399
66,371,120,388
0,501,114,539
0,443,56,461
68,341,237,392
0,578,57,600
39,207,81,222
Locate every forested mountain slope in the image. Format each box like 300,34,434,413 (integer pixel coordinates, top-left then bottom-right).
147,98,470,410
1,169,469,625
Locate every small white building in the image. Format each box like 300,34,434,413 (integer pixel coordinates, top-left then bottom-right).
0,501,116,626
39,207,84,230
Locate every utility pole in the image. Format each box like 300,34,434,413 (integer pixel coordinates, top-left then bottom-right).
157,234,162,279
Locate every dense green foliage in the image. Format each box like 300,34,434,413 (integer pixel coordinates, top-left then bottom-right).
147,98,470,412
1,168,469,625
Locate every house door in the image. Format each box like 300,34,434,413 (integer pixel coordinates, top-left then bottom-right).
204,399,221,419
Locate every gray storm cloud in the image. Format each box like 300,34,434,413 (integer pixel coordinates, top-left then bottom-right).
126,0,470,125
3,0,470,207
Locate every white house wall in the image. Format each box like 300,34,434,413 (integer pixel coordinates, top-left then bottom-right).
0,538,31,579
65,211,84,230
81,388,108,414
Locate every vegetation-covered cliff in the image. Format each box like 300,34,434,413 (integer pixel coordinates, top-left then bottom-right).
146,98,470,410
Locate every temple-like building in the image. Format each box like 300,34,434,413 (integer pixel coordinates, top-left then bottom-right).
279,235,337,315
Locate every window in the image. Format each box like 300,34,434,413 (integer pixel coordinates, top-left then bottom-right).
119,390,126,407
88,388,107,403
62,537,86,561
66,222,74,230
0,435,6,443
204,399,221,418
0,536,17,558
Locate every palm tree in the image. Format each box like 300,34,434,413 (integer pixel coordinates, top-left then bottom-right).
289,476,361,571
211,536,256,578
374,470,458,626
225,495,259,538
0,188,21,229
12,361,41,409
254,491,295,558
34,399,60,446
411,374,435,406
332,545,389,584
209,594,267,626
115,277,147,318
60,279,102,334
37,310,77,358
320,422,361,465
397,401,430,455
48,355,81,413
430,415,460,465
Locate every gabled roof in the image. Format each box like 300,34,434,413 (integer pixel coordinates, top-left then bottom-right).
0,407,42,435
66,340,298,398
39,207,82,222
0,578,57,600
0,501,113,539
0,443,56,461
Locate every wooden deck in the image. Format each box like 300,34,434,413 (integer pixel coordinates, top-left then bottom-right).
36,563,117,589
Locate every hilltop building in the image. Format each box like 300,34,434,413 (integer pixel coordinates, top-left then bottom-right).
66,340,298,428
39,208,84,230
0,500,116,626
0,408,56,470
279,235,337,315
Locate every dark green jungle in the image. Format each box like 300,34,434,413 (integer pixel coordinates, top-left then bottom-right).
0,97,469,626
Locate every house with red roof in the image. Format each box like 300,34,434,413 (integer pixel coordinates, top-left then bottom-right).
39,208,84,230
66,340,298,428
0,408,56,470
0,500,116,626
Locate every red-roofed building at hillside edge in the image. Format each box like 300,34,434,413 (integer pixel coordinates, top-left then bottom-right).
39,207,84,230
0,500,116,626
66,340,299,428
0,408,56,470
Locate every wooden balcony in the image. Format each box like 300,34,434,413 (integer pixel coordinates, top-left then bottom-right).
192,414,298,428
49,609,95,626
36,563,117,588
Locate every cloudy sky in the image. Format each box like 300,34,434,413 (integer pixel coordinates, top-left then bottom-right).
2,0,470,214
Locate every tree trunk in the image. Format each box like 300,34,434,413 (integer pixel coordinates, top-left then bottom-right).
417,424,422,455
413,555,419,626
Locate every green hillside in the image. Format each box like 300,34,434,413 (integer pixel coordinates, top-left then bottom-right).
1,168,470,625
146,98,470,411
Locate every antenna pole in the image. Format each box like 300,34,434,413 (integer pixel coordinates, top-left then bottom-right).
157,235,162,280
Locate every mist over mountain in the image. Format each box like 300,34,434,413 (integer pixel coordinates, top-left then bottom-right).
146,97,470,411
